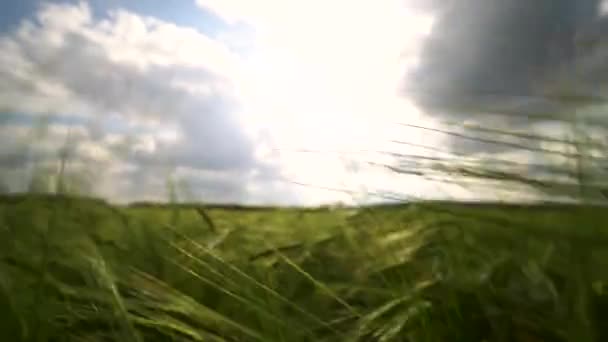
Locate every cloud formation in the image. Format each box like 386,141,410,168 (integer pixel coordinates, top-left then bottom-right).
408,0,606,120
0,2,283,203
3,1,589,204
398,0,608,202
401,0,608,167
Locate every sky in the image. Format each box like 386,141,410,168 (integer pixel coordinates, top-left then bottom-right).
1,0,607,205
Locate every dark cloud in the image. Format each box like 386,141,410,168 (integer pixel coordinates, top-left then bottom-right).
408,0,604,120
0,152,32,170
404,0,608,159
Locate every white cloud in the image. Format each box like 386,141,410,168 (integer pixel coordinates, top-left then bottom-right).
194,0,548,205
0,2,291,203
2,1,573,204
195,0,451,204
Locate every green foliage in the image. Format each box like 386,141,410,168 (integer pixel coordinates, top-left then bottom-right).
1,194,607,341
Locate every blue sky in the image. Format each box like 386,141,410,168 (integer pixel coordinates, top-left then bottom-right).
0,0,226,35
1,1,607,204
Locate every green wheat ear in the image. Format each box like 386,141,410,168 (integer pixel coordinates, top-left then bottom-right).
1,189,607,341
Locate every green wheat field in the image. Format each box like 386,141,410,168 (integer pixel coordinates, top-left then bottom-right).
1,193,608,341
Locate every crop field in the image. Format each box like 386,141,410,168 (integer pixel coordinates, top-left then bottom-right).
1,194,608,341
